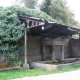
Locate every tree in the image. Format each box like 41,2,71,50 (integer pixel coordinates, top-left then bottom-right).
67,10,77,26
49,0,67,24
7,5,55,22
23,0,37,9
76,23,80,29
0,7,25,65
40,0,52,15
40,0,77,25
16,0,37,9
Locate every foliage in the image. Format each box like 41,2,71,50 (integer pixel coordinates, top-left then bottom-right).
49,0,68,24
16,0,37,9
40,0,77,25
40,0,52,15
7,5,55,22
0,6,25,65
0,5,56,65
22,0,37,9
76,23,80,29
15,61,23,66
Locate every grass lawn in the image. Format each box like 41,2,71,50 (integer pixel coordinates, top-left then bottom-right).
0,69,54,80
0,63,80,80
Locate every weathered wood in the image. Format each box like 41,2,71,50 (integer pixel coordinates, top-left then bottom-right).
19,16,45,28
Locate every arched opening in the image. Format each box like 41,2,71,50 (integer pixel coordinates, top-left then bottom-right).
29,21,32,27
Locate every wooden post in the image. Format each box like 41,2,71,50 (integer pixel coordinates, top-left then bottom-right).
52,46,55,61
23,28,29,70
62,45,64,60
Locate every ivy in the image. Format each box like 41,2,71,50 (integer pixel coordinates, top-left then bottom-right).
0,5,56,65
0,7,25,65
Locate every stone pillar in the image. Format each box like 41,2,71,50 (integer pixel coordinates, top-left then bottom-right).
23,28,29,70
79,33,80,39
52,46,55,61
42,45,46,60
62,45,64,60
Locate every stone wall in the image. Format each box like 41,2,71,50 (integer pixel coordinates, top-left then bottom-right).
64,38,70,58
45,45,52,59
69,39,80,58
42,37,70,60
55,45,62,59
2,36,79,65
1,36,80,66
53,38,70,59
20,36,42,63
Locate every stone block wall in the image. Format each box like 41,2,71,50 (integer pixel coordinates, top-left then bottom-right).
42,37,70,60
64,38,70,58
55,38,70,59
20,37,80,63
20,36,42,63
45,46,52,59
69,39,80,58
55,45,62,59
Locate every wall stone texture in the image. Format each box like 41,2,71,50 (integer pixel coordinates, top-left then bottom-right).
19,37,80,63
20,36,42,63
1,36,80,67
69,39,80,58
42,37,70,60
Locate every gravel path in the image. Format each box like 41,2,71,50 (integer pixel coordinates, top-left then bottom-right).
12,69,80,80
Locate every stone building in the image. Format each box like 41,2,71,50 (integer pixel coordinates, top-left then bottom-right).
0,16,80,69
20,36,80,63
19,16,80,67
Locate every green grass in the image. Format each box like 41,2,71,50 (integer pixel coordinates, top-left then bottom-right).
1,63,80,80
60,63,80,71
0,69,53,80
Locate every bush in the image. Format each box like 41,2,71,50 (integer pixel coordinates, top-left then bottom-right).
0,5,56,66
7,5,56,22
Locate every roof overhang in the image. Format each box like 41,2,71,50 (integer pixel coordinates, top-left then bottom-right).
19,15,80,39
